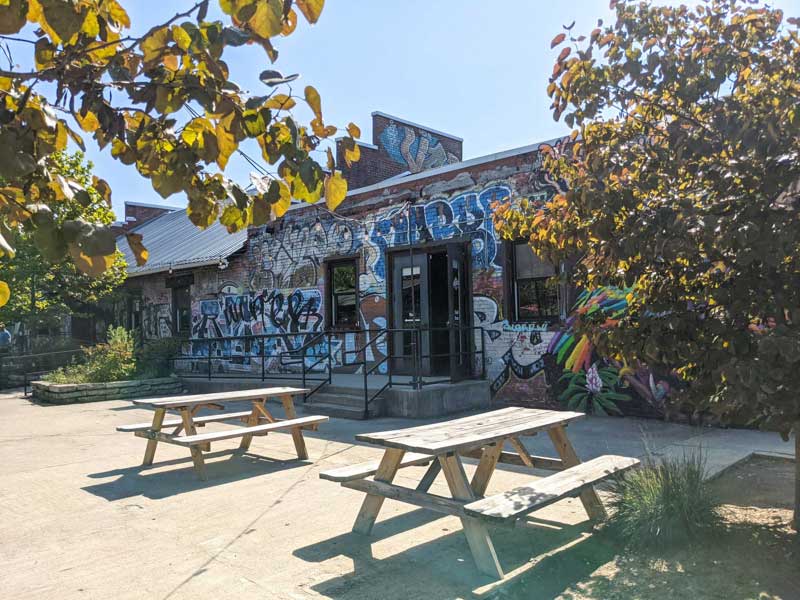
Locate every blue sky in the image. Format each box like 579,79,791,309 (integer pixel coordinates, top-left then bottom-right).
69,1,797,219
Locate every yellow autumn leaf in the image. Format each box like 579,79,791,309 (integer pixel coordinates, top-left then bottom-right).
68,244,114,278
326,147,335,170
304,85,322,120
281,8,297,35
344,140,360,167
0,280,9,307
265,94,296,110
246,0,284,39
125,232,148,266
273,180,292,217
215,112,236,169
325,170,347,210
347,122,361,138
296,0,325,24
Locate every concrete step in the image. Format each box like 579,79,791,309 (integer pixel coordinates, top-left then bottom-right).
300,401,372,420
307,392,365,407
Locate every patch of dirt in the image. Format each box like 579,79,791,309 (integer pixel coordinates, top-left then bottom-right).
497,455,799,600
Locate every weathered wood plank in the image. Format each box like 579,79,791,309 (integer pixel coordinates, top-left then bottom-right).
416,458,442,492
281,394,308,460
460,447,564,471
172,415,328,446
141,408,165,466
439,453,504,579
355,407,584,454
342,479,468,517
180,408,207,481
352,448,405,535
320,452,434,482
132,387,309,409
118,410,254,432
464,455,639,523
548,425,608,521
470,443,503,497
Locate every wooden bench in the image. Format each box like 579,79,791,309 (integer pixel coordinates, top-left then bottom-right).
320,452,435,482
173,415,328,447
464,455,639,523
116,410,254,433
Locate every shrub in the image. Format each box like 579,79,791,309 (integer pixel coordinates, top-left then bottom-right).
608,450,720,548
136,337,181,378
47,326,136,384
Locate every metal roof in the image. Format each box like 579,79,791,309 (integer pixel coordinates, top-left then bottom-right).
116,209,247,277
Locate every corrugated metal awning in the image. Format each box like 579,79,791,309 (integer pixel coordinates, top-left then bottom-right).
116,209,247,277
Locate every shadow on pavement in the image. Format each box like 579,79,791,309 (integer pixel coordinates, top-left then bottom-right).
83,450,307,501
294,507,610,599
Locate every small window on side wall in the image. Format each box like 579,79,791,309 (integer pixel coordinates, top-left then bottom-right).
510,241,559,322
327,259,358,330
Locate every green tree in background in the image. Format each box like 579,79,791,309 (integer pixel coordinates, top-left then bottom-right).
0,0,358,307
493,0,800,527
0,151,126,332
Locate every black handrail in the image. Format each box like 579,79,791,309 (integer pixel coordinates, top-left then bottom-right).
163,325,488,419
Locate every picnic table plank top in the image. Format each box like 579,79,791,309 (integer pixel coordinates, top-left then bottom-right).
355,407,584,455
132,387,310,409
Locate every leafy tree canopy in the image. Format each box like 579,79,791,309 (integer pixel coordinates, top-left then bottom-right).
0,150,126,329
0,0,358,307
494,0,800,438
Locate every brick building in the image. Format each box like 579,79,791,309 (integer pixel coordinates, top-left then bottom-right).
117,112,670,415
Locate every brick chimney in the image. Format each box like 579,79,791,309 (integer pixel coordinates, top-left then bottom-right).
111,201,176,237
336,112,463,190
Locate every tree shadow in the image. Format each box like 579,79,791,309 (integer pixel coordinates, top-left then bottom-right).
83,450,307,501
550,519,799,600
293,508,617,599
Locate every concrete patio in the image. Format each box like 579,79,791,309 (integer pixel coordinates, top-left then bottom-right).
0,388,793,599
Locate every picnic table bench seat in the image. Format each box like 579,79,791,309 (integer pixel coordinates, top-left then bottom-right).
320,452,435,482
173,415,328,447
464,454,639,523
116,410,254,433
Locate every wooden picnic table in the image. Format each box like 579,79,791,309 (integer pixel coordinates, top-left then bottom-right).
118,387,328,481
320,407,638,580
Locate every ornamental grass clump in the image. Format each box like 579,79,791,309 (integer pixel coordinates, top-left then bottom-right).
608,451,720,548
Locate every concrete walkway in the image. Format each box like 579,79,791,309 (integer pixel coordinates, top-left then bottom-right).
0,388,793,600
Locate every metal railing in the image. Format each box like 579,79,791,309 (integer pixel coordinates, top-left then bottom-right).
0,347,88,393
166,325,487,418
343,325,487,419
167,331,333,402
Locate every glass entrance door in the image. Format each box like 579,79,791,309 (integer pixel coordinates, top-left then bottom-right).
447,243,472,381
391,252,429,374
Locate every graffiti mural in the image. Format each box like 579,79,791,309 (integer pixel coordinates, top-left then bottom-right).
545,288,673,416
379,121,459,173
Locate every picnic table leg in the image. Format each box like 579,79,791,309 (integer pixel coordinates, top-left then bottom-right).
470,442,504,497
281,394,308,460
416,459,442,492
180,408,207,481
142,408,166,466
439,453,504,579
239,399,263,451
547,425,607,521
352,448,405,535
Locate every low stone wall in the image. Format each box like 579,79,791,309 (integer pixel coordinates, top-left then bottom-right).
32,377,183,404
